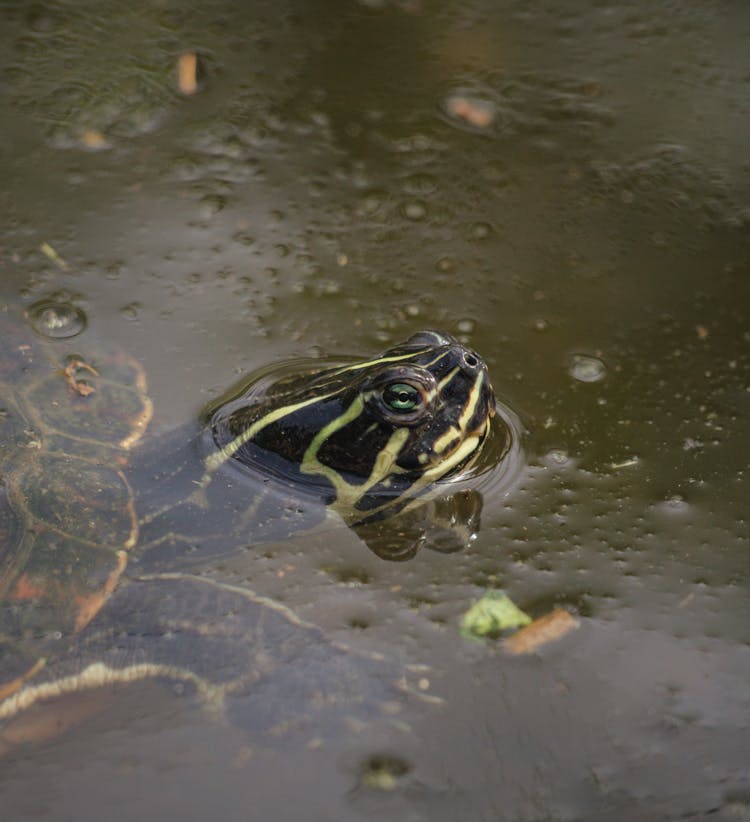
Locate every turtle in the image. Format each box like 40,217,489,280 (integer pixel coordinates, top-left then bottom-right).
0,300,509,754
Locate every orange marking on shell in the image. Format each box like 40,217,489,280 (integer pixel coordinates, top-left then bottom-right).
11,575,48,601
0,659,46,702
72,550,128,633
119,394,153,451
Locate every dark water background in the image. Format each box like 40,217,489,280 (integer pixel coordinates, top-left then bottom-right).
1,1,749,819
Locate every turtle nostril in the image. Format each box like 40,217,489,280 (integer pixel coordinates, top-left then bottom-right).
463,352,479,368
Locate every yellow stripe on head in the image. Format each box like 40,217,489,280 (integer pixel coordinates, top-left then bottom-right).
300,395,411,510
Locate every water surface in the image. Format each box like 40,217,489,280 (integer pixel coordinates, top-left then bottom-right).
1,0,749,819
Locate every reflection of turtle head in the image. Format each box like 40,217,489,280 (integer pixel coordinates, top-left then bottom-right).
210,330,500,521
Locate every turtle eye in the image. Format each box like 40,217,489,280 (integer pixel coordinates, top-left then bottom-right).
382,382,422,413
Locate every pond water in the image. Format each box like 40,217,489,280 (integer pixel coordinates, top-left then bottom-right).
1,0,749,819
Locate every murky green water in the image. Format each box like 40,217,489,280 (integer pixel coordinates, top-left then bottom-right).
1,0,749,819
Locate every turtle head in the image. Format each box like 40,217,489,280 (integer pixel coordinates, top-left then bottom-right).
209,331,498,520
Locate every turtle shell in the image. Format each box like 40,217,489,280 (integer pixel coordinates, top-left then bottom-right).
0,304,152,642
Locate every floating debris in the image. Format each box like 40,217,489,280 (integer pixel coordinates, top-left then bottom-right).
178,52,199,95
359,754,411,791
39,242,69,271
610,456,640,470
460,591,531,639
504,608,579,655
444,94,496,129
461,593,580,652
80,129,108,150
62,357,99,397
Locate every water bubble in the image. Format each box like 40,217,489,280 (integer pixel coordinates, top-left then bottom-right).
402,172,437,196
653,494,691,515
401,200,427,221
27,299,87,339
544,448,572,467
199,194,226,219
105,262,122,280
315,280,341,296
359,191,385,215
469,222,493,240
456,318,476,334
120,302,141,321
569,354,607,383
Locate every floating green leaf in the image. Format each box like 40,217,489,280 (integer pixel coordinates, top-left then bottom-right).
460,591,531,639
